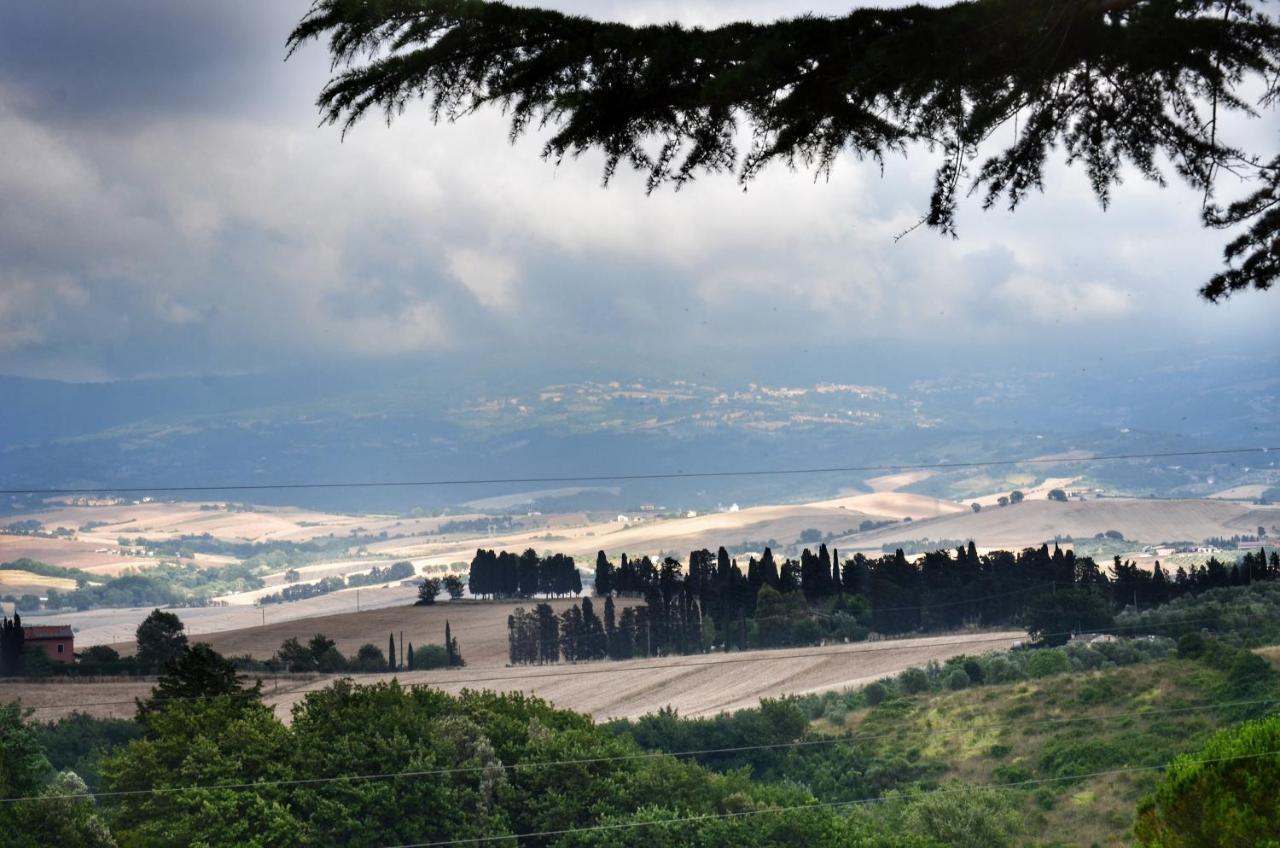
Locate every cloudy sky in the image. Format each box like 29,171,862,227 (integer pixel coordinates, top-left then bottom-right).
1,0,1276,383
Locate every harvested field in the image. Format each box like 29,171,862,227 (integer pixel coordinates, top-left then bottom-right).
23,501,490,547
0,569,77,591
864,470,936,492
363,492,970,568
835,498,1280,551
5,630,1023,723
0,536,126,573
24,585,421,648
194,597,598,666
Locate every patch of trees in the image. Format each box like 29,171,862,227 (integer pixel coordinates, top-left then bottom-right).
343,560,415,588
880,538,969,555
3,672,1033,848
1,629,1267,846
138,530,398,561
1,613,25,676
3,519,44,534
255,558,414,605
466,548,582,599
272,624,463,673
436,516,513,535
6,560,265,612
257,575,346,606
512,543,1280,662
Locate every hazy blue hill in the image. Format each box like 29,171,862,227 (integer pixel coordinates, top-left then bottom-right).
2,351,1276,515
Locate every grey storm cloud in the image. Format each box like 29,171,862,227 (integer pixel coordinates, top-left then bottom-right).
0,0,1274,380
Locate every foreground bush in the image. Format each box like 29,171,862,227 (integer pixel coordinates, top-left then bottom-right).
1134,714,1280,848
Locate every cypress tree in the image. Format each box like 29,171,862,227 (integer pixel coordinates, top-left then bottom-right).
594,551,613,597
0,613,23,677
388,632,397,671
407,642,415,670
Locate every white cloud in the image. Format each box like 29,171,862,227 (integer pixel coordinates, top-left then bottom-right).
0,0,1274,380
447,249,520,310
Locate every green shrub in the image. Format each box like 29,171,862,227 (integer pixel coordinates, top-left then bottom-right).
1028,649,1072,679
945,668,970,690
898,667,931,695
1134,715,1280,847
864,681,890,705
1176,632,1207,658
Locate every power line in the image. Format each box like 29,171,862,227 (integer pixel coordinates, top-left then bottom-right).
4,695,1272,805
16,612,1251,713
0,446,1271,496
376,751,1280,848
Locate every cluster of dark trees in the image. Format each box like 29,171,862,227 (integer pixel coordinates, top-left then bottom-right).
274,624,463,673
1,613,25,676
467,548,581,599
505,544,1280,663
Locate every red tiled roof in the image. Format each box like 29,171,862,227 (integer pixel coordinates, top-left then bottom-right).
24,625,74,640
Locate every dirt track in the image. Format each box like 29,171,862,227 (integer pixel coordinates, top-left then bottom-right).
5,630,1022,723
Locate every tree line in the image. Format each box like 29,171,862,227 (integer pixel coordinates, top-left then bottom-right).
504,544,1280,663
258,560,416,605
467,548,582,599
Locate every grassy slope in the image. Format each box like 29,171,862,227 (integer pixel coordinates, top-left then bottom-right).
817,658,1275,848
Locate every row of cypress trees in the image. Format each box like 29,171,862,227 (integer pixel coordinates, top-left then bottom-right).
467,549,582,598
503,545,1280,662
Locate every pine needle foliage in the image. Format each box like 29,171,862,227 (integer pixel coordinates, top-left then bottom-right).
288,0,1280,298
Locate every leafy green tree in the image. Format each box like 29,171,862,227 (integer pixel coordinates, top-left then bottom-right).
0,703,117,848
101,697,303,847
1027,648,1073,678
0,702,50,800
1135,714,1280,847
135,609,188,672
416,577,441,605
139,643,261,720
1024,588,1115,646
316,645,348,672
11,772,118,848
442,574,465,600
289,0,1280,299
898,787,1021,848
354,643,388,672
308,633,336,661
275,636,317,672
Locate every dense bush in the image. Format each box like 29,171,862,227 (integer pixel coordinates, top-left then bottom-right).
1134,715,1280,847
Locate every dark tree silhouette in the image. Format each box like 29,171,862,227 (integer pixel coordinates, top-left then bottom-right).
0,613,24,677
139,643,261,720
289,0,1280,299
135,609,188,672
416,577,441,605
